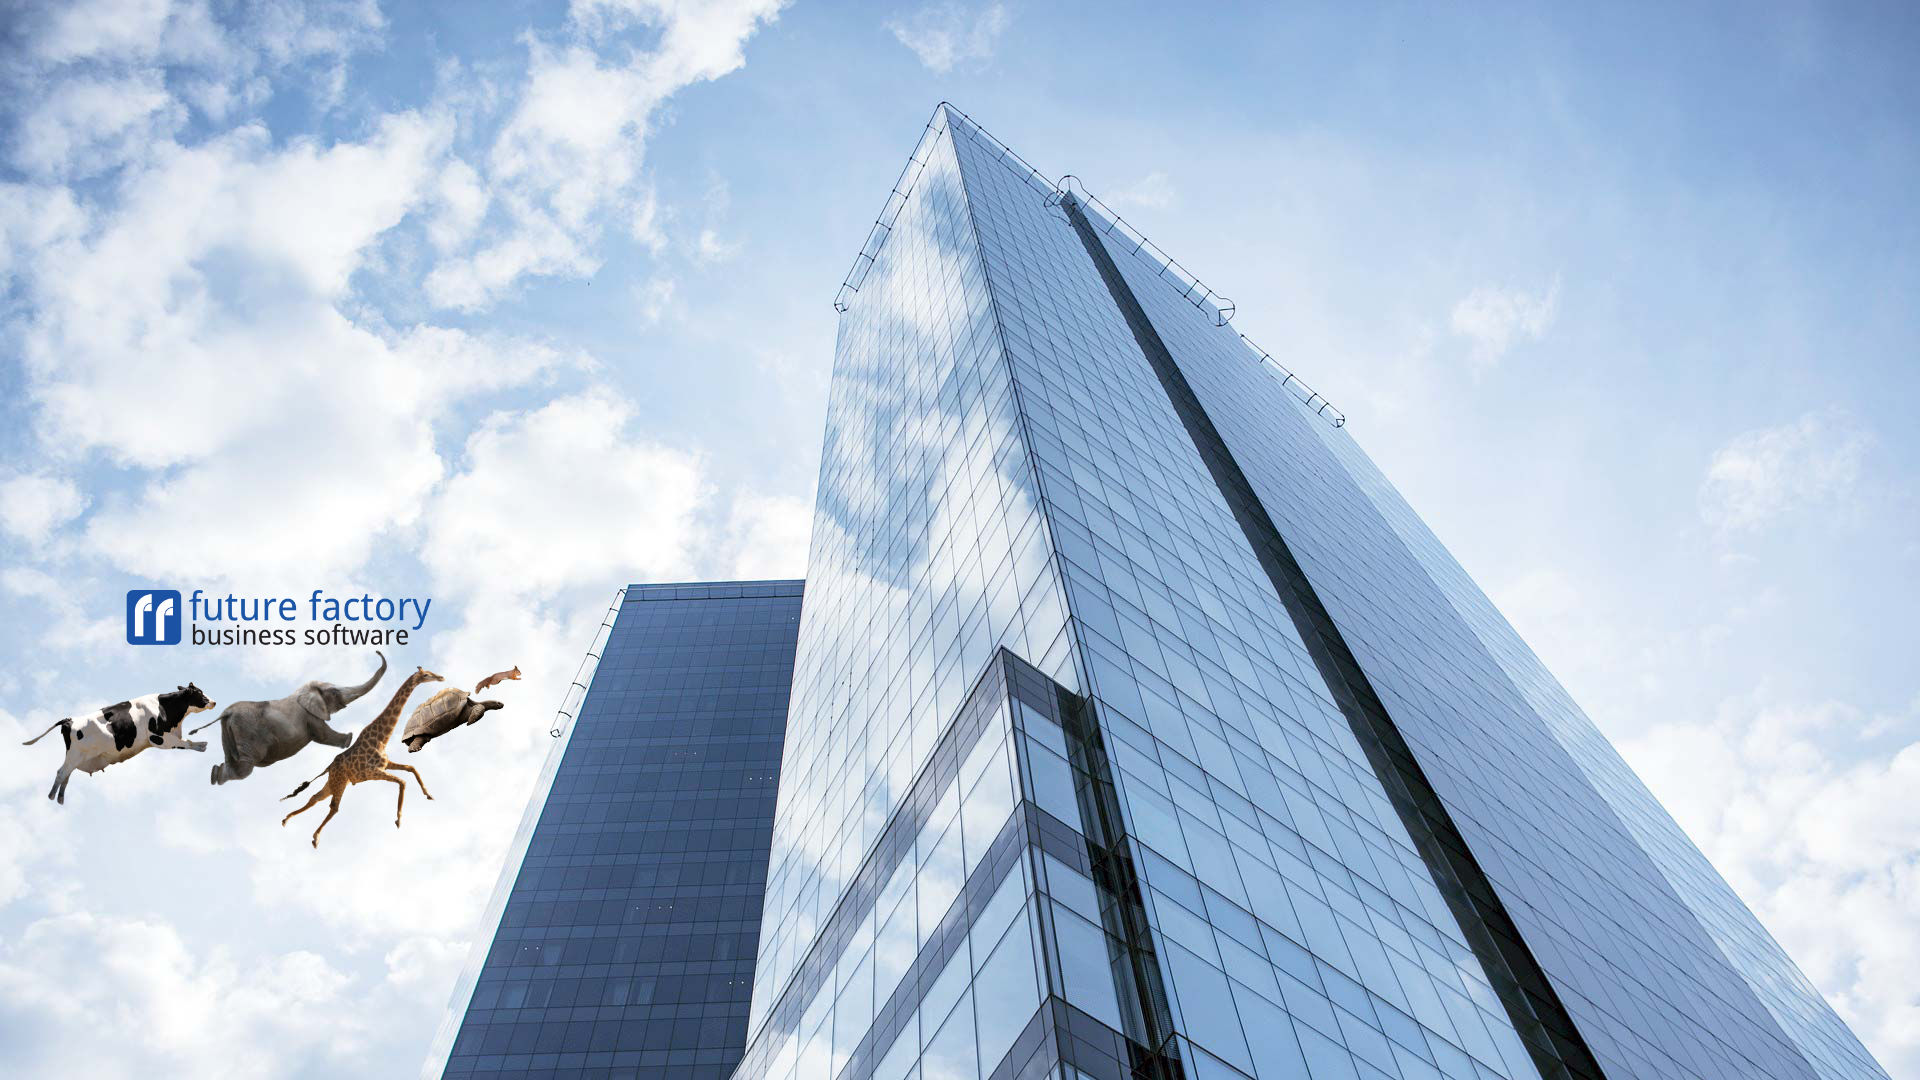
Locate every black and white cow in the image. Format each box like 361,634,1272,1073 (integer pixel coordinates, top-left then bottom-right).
21,684,216,805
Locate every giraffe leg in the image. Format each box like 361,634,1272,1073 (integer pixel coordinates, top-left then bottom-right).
379,771,407,827
311,790,344,848
387,761,432,800
282,786,328,825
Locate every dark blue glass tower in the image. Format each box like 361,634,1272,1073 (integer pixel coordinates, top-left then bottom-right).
434,580,802,1080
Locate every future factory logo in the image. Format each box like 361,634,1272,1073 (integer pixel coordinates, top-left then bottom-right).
123,588,434,648
126,589,183,645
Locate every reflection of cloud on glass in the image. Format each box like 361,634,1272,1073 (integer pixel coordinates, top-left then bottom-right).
754,126,1072,1025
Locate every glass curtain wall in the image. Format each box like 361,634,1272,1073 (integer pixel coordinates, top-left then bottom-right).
744,102,1886,1080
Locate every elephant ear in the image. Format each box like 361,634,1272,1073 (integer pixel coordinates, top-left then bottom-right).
296,688,331,723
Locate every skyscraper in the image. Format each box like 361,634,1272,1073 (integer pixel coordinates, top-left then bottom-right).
433,580,802,1080
733,104,1887,1080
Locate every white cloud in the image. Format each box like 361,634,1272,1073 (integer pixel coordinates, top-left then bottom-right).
886,1,1010,73
14,114,451,467
725,491,812,579
1448,277,1559,372
421,390,708,601
1621,691,1920,1075
1700,408,1873,535
0,911,362,1079
637,275,678,323
0,473,89,544
1105,170,1176,212
1,0,786,592
426,0,787,308
0,184,87,287
691,177,740,264
2,90,590,588
66,320,570,587
691,178,741,265
0,708,83,906
0,568,120,650
427,158,491,254
630,183,668,253
695,226,738,263
19,0,381,119
8,70,184,179
384,935,469,993
245,0,386,69
27,0,216,66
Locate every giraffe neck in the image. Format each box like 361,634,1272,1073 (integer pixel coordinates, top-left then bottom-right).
357,672,430,751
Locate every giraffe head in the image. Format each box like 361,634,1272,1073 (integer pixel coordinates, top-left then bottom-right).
415,667,445,685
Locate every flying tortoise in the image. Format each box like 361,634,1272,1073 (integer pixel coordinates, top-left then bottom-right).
401,687,504,753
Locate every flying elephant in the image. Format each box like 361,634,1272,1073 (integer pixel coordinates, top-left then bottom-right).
199,651,387,784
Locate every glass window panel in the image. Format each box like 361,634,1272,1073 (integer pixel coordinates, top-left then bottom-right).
1229,978,1308,1079
970,865,1029,965
918,822,965,939
1042,853,1101,925
1163,942,1253,1073
1050,902,1125,1033
1295,1021,1361,1080
1024,737,1081,828
920,940,972,1047
922,994,980,1080
1150,889,1220,964
960,739,1016,875
834,947,874,1062
872,1007,920,1080
875,889,918,1006
972,918,1041,1073
1122,783,1190,866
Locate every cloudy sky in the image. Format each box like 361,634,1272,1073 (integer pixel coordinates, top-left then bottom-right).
1,1,1914,1076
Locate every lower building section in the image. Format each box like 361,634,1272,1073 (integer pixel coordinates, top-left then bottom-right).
439,580,802,1080
739,634,1560,1080
734,648,1189,1080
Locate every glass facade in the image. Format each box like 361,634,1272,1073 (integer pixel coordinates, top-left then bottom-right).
738,103,1888,1080
1083,186,1888,1080
438,580,802,1080
743,112,1079,1079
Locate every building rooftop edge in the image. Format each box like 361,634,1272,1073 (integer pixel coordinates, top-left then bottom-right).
622,579,804,597
832,102,1346,429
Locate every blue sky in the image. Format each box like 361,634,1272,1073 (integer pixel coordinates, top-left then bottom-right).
0,2,1914,1076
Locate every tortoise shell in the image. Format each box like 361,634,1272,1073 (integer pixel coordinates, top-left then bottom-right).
402,687,471,745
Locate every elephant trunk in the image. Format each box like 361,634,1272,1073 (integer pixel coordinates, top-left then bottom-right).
332,650,388,709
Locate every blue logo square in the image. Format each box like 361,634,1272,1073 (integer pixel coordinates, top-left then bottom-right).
127,589,183,645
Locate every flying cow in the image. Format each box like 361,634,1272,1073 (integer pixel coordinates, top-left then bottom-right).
21,684,216,804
